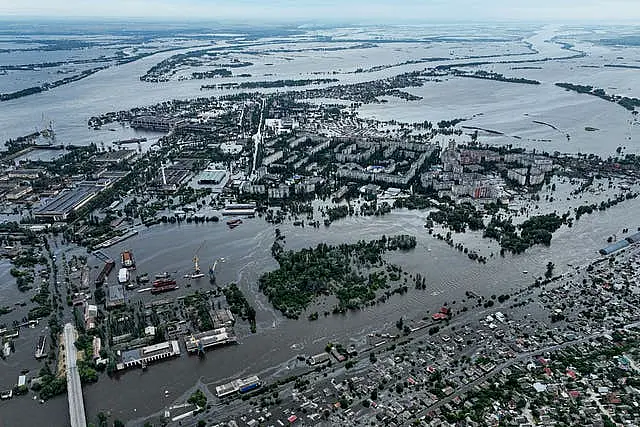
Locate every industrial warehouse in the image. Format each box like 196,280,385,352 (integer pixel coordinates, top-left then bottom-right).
116,340,181,371
599,231,640,255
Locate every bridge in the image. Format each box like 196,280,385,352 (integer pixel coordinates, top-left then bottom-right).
63,323,87,427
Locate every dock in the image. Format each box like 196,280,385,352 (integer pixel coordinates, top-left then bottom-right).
184,328,237,353
94,229,139,249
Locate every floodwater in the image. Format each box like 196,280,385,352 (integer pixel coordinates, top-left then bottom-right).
0,25,637,156
2,191,639,425
1,23,640,425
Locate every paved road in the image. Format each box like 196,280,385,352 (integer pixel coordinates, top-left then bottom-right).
64,323,87,427
250,98,265,177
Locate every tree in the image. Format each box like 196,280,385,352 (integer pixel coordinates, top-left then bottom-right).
396,317,403,330
96,412,108,427
188,389,207,408
545,262,555,279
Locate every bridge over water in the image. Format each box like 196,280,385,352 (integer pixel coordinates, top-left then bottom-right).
63,323,87,427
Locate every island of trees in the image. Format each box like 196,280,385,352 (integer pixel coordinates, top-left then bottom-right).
556,82,640,113
484,213,565,254
201,78,339,90
259,235,417,319
452,69,541,85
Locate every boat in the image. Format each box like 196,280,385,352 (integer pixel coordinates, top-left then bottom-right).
137,273,150,283
121,250,135,269
153,278,177,288
34,335,47,359
227,219,243,229
185,255,204,279
151,284,179,294
0,390,12,400
221,203,256,217
155,272,171,279
113,137,147,146
522,270,528,274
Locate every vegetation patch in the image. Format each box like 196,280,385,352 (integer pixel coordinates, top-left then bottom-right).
223,284,257,333
485,213,565,254
427,202,485,233
259,235,417,318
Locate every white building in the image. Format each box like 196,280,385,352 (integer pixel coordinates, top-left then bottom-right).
507,168,528,186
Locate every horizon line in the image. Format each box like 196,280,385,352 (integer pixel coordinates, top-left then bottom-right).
0,15,639,25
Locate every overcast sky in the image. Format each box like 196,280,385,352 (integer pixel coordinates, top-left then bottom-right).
1,0,638,23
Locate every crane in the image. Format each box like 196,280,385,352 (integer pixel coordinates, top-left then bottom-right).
189,333,205,356
185,241,206,279
209,257,225,284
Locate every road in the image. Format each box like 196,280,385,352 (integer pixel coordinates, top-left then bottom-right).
250,98,265,177
64,323,87,427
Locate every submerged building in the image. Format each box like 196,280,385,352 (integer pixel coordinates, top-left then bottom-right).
116,340,180,370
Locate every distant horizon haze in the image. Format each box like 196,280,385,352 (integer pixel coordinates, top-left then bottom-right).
0,0,639,24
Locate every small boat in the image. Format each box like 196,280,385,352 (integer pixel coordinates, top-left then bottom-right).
3,342,10,357
121,250,136,269
155,272,171,279
227,219,243,229
522,270,528,274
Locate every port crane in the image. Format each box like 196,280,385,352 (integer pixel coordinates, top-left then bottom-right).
185,241,206,279
188,333,205,356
